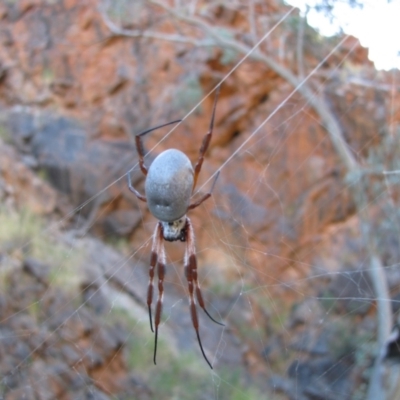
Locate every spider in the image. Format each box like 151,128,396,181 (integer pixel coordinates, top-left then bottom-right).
127,87,223,369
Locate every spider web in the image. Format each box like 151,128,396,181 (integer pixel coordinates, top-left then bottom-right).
0,1,399,400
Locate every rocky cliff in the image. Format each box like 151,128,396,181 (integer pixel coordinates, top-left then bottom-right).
0,0,399,399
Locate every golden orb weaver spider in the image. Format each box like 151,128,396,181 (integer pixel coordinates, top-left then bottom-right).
127,87,223,369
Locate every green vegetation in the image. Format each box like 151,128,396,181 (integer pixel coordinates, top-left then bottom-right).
0,116,10,143
27,301,41,322
173,75,204,115
0,207,86,291
328,319,358,359
104,235,130,255
105,0,145,26
0,124,6,140
209,279,241,298
112,307,265,400
320,288,337,311
42,67,55,85
36,168,50,182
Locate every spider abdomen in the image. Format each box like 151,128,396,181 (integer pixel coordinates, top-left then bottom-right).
145,149,194,222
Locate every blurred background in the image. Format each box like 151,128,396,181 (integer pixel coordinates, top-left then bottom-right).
0,0,399,399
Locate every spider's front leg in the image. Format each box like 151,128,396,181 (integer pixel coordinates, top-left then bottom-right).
192,86,220,191
128,119,182,202
135,119,182,176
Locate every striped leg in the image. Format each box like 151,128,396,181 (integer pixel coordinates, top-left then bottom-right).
186,219,224,327
184,218,223,369
153,234,166,365
147,222,163,333
185,248,212,368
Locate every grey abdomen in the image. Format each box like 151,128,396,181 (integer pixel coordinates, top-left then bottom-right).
145,149,194,222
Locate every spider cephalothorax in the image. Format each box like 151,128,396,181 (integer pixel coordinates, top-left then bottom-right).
161,218,187,242
127,87,223,369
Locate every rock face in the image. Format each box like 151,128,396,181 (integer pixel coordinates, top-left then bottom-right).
6,111,142,235
0,0,391,254
1,0,400,399
0,257,151,400
0,144,149,398
0,141,57,214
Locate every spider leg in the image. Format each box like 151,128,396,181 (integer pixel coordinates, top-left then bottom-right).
135,120,181,176
147,222,163,333
127,172,147,202
189,252,224,327
186,219,224,327
187,171,220,211
192,86,220,191
153,235,166,365
185,252,213,369
184,218,223,369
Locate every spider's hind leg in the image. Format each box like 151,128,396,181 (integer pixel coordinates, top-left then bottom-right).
188,252,224,327
184,218,224,369
153,248,166,365
144,221,165,365
185,251,213,369
185,218,224,327
147,222,163,334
